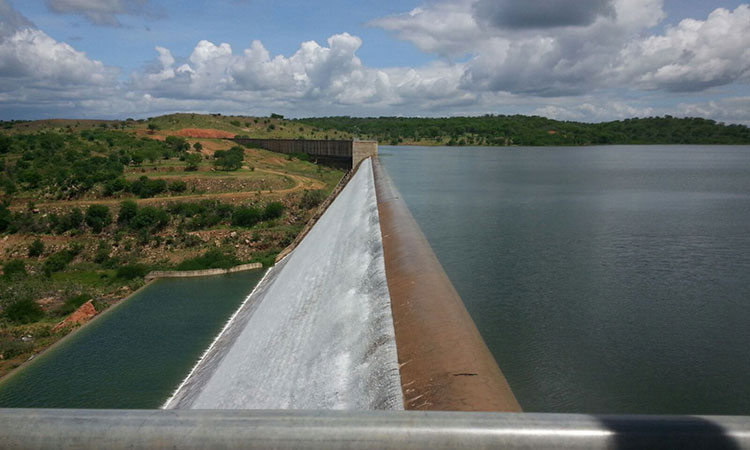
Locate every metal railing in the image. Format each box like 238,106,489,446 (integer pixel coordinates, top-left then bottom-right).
2,409,749,449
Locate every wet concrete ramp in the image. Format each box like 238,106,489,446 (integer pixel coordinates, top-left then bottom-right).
164,158,403,410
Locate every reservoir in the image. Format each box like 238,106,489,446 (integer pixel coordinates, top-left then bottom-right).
0,270,265,408
380,145,750,415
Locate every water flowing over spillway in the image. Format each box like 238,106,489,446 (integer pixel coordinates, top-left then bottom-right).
164,159,403,410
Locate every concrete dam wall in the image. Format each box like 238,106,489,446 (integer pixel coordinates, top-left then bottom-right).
165,156,518,412
165,158,403,410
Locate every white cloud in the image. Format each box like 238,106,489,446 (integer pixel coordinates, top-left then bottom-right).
0,28,116,84
0,1,119,116
132,33,401,108
368,0,482,57
370,0,750,102
44,0,156,26
614,5,750,92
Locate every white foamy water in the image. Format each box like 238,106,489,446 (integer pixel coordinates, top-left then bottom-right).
164,158,403,410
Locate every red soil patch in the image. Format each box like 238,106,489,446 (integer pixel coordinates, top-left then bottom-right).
175,128,236,139
52,300,97,332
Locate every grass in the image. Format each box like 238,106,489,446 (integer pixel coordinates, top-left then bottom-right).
51,269,117,287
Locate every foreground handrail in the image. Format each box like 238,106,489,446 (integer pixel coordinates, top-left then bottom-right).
1,409,749,449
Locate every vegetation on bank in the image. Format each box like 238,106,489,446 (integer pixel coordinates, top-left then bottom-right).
296,115,750,146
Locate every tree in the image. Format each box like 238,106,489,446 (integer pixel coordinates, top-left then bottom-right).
185,153,201,171
193,142,203,152
165,135,189,152
85,204,112,233
147,123,159,134
213,146,244,171
131,206,169,230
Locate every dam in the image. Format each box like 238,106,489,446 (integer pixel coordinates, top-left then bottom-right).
4,147,750,448
164,153,518,411
165,158,403,409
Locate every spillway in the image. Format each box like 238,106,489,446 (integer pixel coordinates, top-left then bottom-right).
164,158,403,410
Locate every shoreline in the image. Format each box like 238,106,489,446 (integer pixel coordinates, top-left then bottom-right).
144,263,263,281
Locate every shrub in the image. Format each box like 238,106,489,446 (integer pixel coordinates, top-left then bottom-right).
176,249,240,271
216,203,234,218
0,203,10,232
28,238,45,257
94,242,110,264
5,299,44,324
43,250,73,276
0,339,34,359
103,177,128,196
117,200,138,225
85,204,112,233
67,241,85,257
232,206,261,227
56,208,84,233
131,206,169,230
3,259,26,279
299,189,326,209
168,180,187,193
262,201,284,221
116,264,150,280
129,176,167,198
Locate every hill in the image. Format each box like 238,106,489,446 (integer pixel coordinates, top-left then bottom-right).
296,115,750,146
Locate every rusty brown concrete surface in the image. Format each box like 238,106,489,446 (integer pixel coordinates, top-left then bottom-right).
372,158,521,412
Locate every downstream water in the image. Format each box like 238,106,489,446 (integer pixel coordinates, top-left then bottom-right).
0,270,265,408
380,145,750,415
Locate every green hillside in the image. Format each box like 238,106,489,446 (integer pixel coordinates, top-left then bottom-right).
296,115,750,146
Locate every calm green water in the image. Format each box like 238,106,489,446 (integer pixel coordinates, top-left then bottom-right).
380,145,750,415
0,270,265,408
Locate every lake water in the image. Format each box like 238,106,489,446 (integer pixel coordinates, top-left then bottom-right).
380,145,750,415
0,270,265,408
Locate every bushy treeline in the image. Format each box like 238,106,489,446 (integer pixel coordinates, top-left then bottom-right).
296,115,750,146
0,198,286,236
0,130,193,199
103,175,186,198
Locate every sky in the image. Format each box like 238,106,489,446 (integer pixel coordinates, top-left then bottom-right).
0,0,748,124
